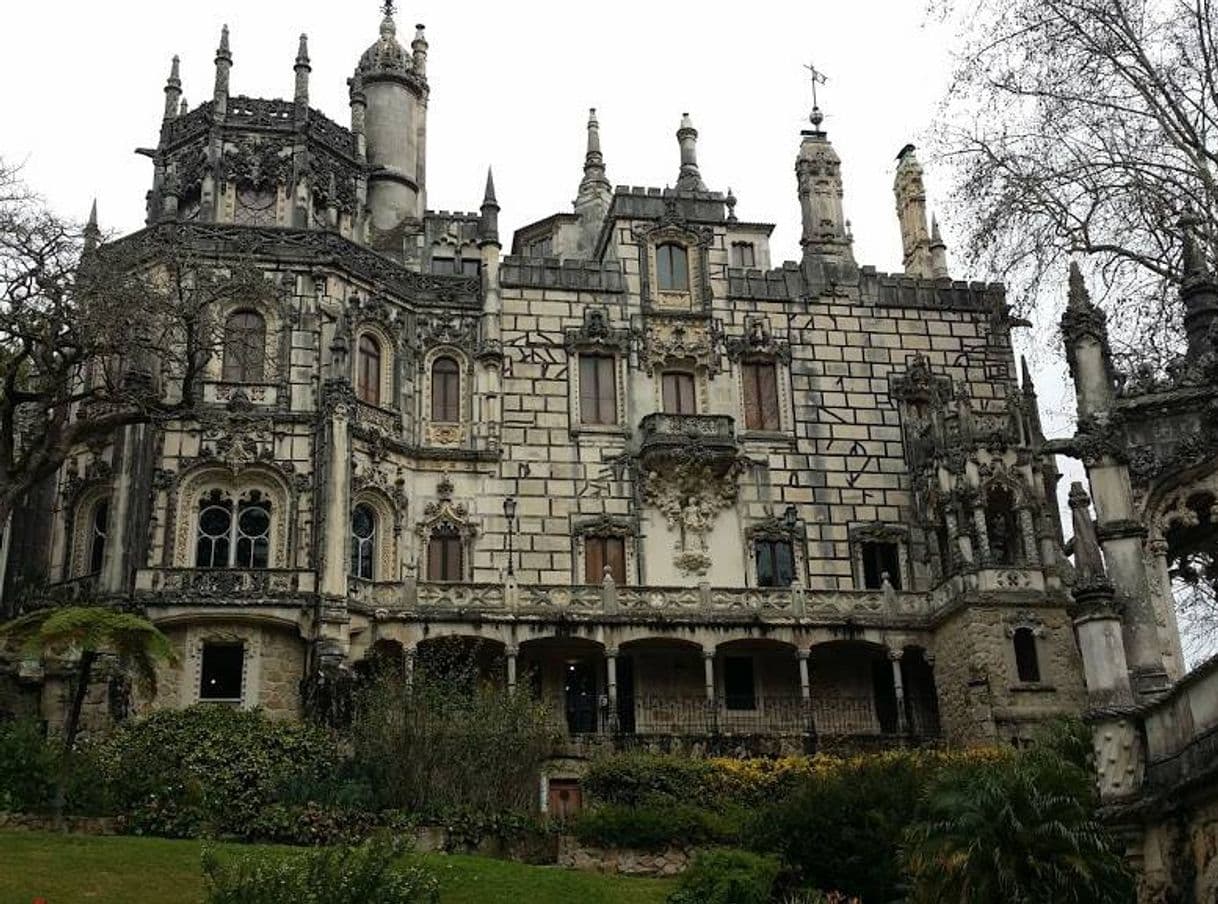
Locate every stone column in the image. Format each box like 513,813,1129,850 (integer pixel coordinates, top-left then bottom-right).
797,649,811,701
605,647,618,732
1018,507,1040,566
1146,539,1185,681
703,650,716,702
505,645,517,691
972,507,990,565
889,649,907,734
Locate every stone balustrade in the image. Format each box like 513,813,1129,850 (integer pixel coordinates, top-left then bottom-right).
134,567,316,602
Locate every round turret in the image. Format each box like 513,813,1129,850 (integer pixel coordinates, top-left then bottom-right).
356,11,429,234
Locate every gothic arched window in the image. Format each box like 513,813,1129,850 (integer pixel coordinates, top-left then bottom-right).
195,492,271,569
351,504,376,580
1013,627,1041,683
656,243,689,292
985,485,1022,566
221,310,266,382
89,499,109,574
431,356,461,423
357,334,382,406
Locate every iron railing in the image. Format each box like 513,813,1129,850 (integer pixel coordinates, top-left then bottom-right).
549,694,941,739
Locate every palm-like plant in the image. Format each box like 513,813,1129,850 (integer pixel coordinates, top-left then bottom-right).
902,741,1134,904
0,606,176,821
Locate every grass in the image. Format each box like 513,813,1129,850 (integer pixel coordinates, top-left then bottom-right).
0,831,675,904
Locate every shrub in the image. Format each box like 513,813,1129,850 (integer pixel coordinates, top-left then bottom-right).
201,836,438,904
350,655,556,816
571,801,738,850
97,705,340,838
745,753,935,902
902,735,1134,904
582,752,717,808
666,849,781,904
0,718,57,811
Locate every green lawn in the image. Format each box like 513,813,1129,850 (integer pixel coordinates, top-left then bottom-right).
0,831,675,904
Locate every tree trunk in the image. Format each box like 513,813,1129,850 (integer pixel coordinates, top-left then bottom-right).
52,649,97,830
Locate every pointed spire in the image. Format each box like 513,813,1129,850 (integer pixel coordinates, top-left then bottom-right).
479,166,500,247
1020,355,1035,393
929,213,949,279
675,112,706,192
796,103,854,268
179,98,188,116
1068,482,1111,590
213,25,233,118
295,33,311,106
163,55,182,121
1067,260,1090,309
725,187,737,223
84,199,100,252
412,23,428,78
1179,207,1218,359
578,107,610,198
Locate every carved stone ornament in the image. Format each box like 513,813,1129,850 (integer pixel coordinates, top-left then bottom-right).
417,476,476,540
1074,412,1129,466
350,293,404,341
565,307,632,354
572,514,634,538
219,137,293,191
198,413,275,471
642,461,742,576
725,316,791,363
415,311,477,351
641,319,719,375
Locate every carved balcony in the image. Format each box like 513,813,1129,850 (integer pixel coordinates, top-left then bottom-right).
133,567,316,605
637,413,739,474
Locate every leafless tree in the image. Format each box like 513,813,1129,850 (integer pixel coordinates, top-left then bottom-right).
930,0,1218,365
0,159,279,527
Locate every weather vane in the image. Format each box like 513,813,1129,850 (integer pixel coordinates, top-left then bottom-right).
804,62,828,110
381,0,396,16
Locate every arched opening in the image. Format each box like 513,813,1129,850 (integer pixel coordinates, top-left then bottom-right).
617,637,705,735
431,355,461,423
356,334,382,406
415,635,506,690
518,636,605,735
221,310,266,382
716,638,802,733
807,640,894,737
350,503,376,580
899,646,941,737
354,638,407,684
985,484,1022,566
88,498,109,574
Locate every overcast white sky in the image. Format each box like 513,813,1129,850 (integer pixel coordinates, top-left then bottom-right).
0,0,1084,498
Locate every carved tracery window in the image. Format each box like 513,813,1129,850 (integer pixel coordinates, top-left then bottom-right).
351,504,376,580
195,491,271,568
222,310,266,383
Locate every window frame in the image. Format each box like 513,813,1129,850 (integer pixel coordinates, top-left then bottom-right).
221,309,267,383
656,242,690,292
1013,627,1042,683
741,360,780,431
754,538,795,588
351,503,377,580
661,370,698,415
578,353,618,426
731,241,756,268
356,333,383,406
195,495,272,569
198,641,245,702
861,540,903,590
985,485,1023,566
430,355,462,424
427,528,464,582
584,535,627,584
88,499,109,575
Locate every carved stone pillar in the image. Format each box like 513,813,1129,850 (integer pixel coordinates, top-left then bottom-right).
972,506,990,565
889,649,907,733
505,644,517,691
702,650,716,702
797,649,811,702
1018,506,1040,566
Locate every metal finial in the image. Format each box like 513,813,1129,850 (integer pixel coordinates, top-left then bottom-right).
804,61,828,127
381,0,396,16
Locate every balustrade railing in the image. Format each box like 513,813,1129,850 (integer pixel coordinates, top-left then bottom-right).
546,693,941,739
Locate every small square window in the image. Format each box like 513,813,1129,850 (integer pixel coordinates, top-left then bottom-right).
755,539,794,587
861,541,902,590
585,535,626,584
199,642,244,701
731,242,756,268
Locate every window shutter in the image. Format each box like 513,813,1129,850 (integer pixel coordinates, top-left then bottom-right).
743,364,761,428
606,537,626,584
759,364,779,430
597,356,616,424
662,373,678,414
579,356,599,424
585,537,604,583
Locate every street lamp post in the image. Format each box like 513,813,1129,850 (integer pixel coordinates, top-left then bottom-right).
503,496,518,577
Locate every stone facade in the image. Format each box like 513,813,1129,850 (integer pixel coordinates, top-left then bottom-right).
12,8,1208,783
